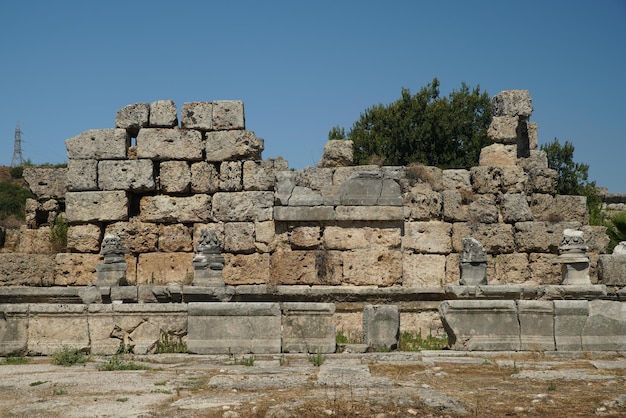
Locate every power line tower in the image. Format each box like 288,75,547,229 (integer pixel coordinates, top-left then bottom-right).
11,122,24,167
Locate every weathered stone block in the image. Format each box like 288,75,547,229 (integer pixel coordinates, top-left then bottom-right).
526,167,558,194
223,253,271,285
403,221,452,254
452,223,515,254
554,300,588,351
342,248,401,286
158,224,193,252
66,191,128,223
529,253,562,284
490,253,530,284
275,171,296,205
282,302,336,353
290,226,321,250
159,160,190,194
212,100,245,130
212,191,273,222
23,167,67,200
338,174,402,206
98,159,155,192
243,160,278,191
514,221,580,253
324,226,400,251
27,304,89,355
501,193,533,223
0,304,28,355
190,161,219,194
12,226,54,254
487,116,519,143
149,100,178,128
581,300,625,351
469,194,499,223
479,144,517,166
403,186,442,221
288,186,323,206
597,254,626,285
273,206,335,221
66,129,129,160
335,206,404,221
136,252,194,285
254,221,277,253
517,300,555,351
527,121,538,149
54,253,103,286
115,103,150,135
318,140,353,168
363,305,399,350
297,167,333,191
219,161,243,192
501,165,528,193
67,159,98,191
491,89,533,118
139,195,212,223
470,166,502,194
187,302,281,354
402,253,446,287
439,300,520,351
67,224,102,253
442,169,471,191
205,130,264,161
0,254,55,286
442,189,469,222
224,222,256,253
105,220,159,253
271,250,324,285
181,102,213,130
136,128,203,160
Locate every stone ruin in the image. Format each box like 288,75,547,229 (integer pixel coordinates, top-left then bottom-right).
0,91,623,355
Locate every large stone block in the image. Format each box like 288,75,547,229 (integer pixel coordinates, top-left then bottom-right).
403,186,442,221
470,166,502,194
139,195,212,223
501,193,533,223
339,174,402,206
439,300,520,351
219,161,243,191
149,100,178,128
554,300,588,351
54,253,117,286
479,144,516,166
212,191,273,222
363,305,399,350
136,252,194,285
223,253,271,285
342,248,401,286
0,254,55,286
159,160,190,194
403,221,452,254
0,304,28,355
297,167,333,191
243,159,279,191
597,254,626,285
490,253,531,284
212,100,245,130
115,103,150,135
23,167,67,200
442,169,471,191
105,220,159,253
529,253,562,284
318,139,353,168
27,304,89,355
271,250,329,285
205,130,264,161
469,194,499,224
289,226,321,250
158,224,193,252
526,167,558,194
223,222,256,253
67,159,98,191
66,224,102,253
324,226,401,251
190,161,219,194
136,128,203,160
581,300,626,351
66,129,129,160
66,191,128,223
582,225,609,254
487,116,519,144
501,165,528,193
452,223,515,254
181,102,213,130
288,186,323,206
514,221,581,253
282,302,336,353
491,89,533,118
335,206,403,221
442,189,469,222
517,300,555,351
402,253,446,287
187,302,281,354
98,159,155,192
273,206,335,221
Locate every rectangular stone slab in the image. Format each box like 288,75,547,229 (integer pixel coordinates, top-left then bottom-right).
281,302,336,354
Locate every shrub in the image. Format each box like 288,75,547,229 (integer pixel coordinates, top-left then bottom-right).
0,182,34,221
9,166,24,179
49,215,68,253
155,332,187,354
51,346,89,366
97,355,151,371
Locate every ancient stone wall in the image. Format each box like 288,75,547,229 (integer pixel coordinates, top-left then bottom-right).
2,91,612,288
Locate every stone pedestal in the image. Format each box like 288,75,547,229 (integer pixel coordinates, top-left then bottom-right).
281,302,336,353
96,263,128,287
363,304,399,351
459,237,487,285
192,253,225,286
553,229,591,286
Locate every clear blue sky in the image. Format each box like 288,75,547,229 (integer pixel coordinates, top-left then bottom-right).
2,1,625,192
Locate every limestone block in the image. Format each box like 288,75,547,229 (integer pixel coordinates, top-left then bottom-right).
491,89,533,118
219,161,243,192
490,253,530,284
335,206,404,221
98,159,155,192
442,189,469,222
318,140,353,168
442,169,471,191
254,221,276,253
0,254,55,286
501,193,533,223
363,305,400,350
517,300,555,351
470,166,502,194
290,226,321,250
66,191,128,223
479,144,517,166
445,253,461,284
187,302,281,354
139,195,212,223
158,224,193,252
487,116,519,143
0,304,28,355
342,248,401,286
518,149,548,171
403,221,452,254
501,165,528,193
67,159,97,191
105,219,159,253
223,253,270,285
181,101,213,130
297,167,333,191
136,252,194,285
67,224,102,253
149,100,178,128
554,300,588,351
597,254,626,285
273,206,335,222
13,226,54,254
27,304,89,355
402,253,446,287
212,100,245,130
332,165,380,186
439,300,520,351
23,167,67,200
404,164,444,192
555,195,589,224
338,174,402,206
190,161,219,194
243,160,278,191
212,191,273,222
136,128,203,160
224,222,255,253
115,102,150,135
452,223,515,254
157,160,190,194
582,225,610,254
271,250,325,285
581,300,626,351
529,253,562,284
66,129,129,160
54,253,100,286
527,121,538,149
403,186,442,221
205,130,264,161
281,302,336,353
514,221,581,253
526,167,558,194
275,171,296,205
324,226,401,251
288,186,323,206
469,194,499,224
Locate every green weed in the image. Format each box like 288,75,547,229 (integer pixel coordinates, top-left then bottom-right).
51,346,89,366
1,356,29,365
97,355,151,371
398,331,448,351
155,332,187,354
308,350,326,367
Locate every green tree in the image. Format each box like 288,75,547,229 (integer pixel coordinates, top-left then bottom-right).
606,212,626,252
540,138,603,225
0,182,34,221
332,78,491,169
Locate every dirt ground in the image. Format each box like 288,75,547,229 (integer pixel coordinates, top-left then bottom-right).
0,351,624,417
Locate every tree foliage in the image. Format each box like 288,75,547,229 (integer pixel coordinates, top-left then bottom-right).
606,212,626,252
0,182,34,221
331,78,491,169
